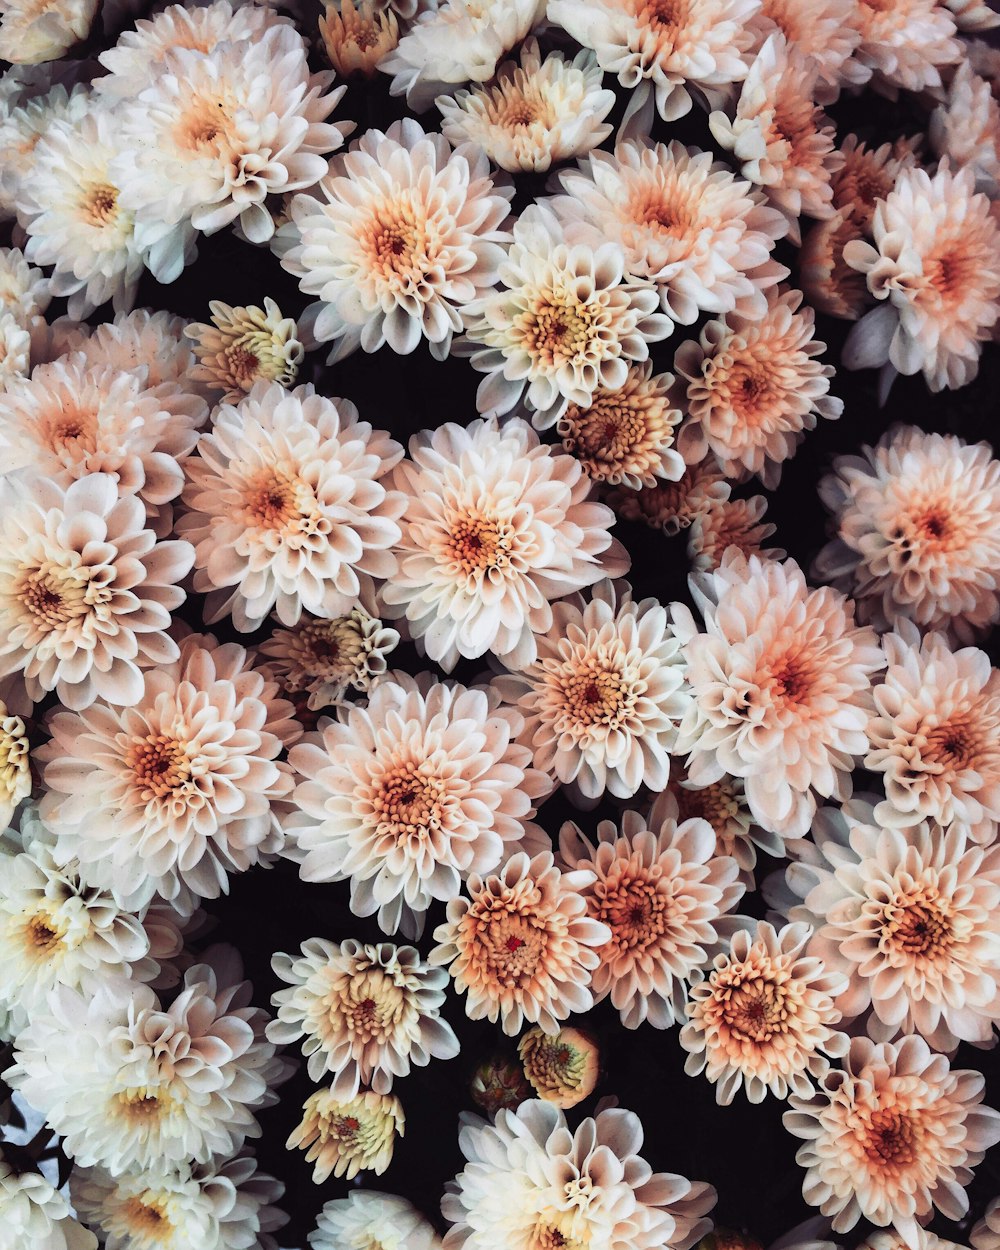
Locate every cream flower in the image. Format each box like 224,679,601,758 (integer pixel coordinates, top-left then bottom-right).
745,0,868,103
852,0,961,95
380,418,628,671
461,201,670,428
268,937,459,1091
436,39,615,174
974,1199,1000,1250
674,289,842,487
0,0,96,64
0,311,29,390
930,63,1000,196
651,766,772,885
558,810,745,1029
494,579,688,801
0,245,50,322
0,1153,96,1250
611,460,730,535
681,921,848,1104
688,496,782,572
443,1099,716,1250
843,164,1000,392
0,700,29,830
185,298,304,403
0,81,88,218
518,1025,599,1109
48,308,197,389
278,119,512,364
289,672,550,938
551,139,789,326
311,1192,441,1250
813,427,1000,642
288,1089,402,1183
319,0,399,78
430,851,609,1036
0,472,192,711
178,380,405,632
672,553,884,837
947,0,1000,28
783,1035,1000,1239
37,633,298,915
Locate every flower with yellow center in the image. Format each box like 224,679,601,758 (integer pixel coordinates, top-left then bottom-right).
610,460,730,535
518,1026,599,1109
687,497,783,572
288,1089,403,1183
185,298,304,403
0,700,29,829
320,0,399,78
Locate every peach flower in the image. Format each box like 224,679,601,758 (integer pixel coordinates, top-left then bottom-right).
744,0,868,102
931,62,1000,196
287,1089,402,1183
610,461,730,535
651,767,770,886
852,0,961,96
687,496,783,572
184,298,303,404
974,1199,1000,1250
319,0,399,78
517,1025,599,1109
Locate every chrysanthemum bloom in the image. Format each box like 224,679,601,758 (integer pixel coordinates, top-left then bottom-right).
436,38,615,174
558,810,745,1029
852,0,961,96
0,1154,97,1250
784,1035,1000,1238
0,81,89,219
471,1054,532,1115
310,1191,441,1250
948,0,1000,28
71,1152,288,1250
443,1099,716,1250
278,119,511,364
460,201,670,428
517,1025,599,1109
813,427,1000,642
0,700,29,829
858,1233,969,1250
185,298,304,403
681,921,848,1104
289,672,550,938
268,937,459,1092
0,311,30,388
672,553,884,837
744,0,868,103
675,290,842,488
379,418,628,671
179,381,404,632
0,245,50,322
6,962,288,1172
651,766,769,887
288,1089,402,1183
709,36,842,247
319,0,399,79
611,460,730,535
50,308,197,389
687,497,782,572
431,851,608,1035
770,798,1000,1053
494,579,688,801
379,0,545,111
828,135,925,236
0,472,192,711
0,0,96,64
974,1199,1000,1250
37,632,299,915
931,62,1000,198
551,140,789,327
843,164,1000,392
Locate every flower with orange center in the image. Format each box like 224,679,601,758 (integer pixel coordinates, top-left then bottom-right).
784,1035,1000,1239
813,426,1000,642
672,553,884,837
518,1026,599,1110
430,851,610,1036
687,496,783,572
319,0,399,78
611,461,731,535
852,0,961,96
184,298,304,404
557,810,745,1030
287,1088,403,1183
681,921,848,1104
745,0,868,103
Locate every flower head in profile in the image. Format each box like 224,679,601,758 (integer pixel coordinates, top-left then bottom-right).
319,0,399,79
518,1025,599,1109
852,0,960,96
310,1192,441,1250
652,766,770,885
745,0,867,103
0,1153,96,1250
0,0,95,64
930,63,1000,198
185,298,304,403
974,1199,1000,1250
288,1089,402,1183
611,460,730,535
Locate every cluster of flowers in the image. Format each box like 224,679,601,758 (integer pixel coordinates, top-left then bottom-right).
3,0,1000,1246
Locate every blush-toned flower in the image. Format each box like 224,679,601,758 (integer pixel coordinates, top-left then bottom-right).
674,289,842,487
0,312,29,390
0,700,29,830
430,851,609,1036
278,119,511,363
672,553,884,837
379,418,628,671
319,0,399,79
800,212,871,321
268,937,459,1091
610,460,730,535
0,472,192,711
0,0,95,64
557,361,685,490
310,1192,441,1250
442,1099,716,1250
517,1025,599,1109
289,672,550,938
852,0,961,96
974,1199,1000,1250
184,298,304,403
0,244,50,322
681,921,848,1104
830,135,925,234
48,308,197,389
813,426,1000,642
0,80,89,218
288,1089,402,1183
179,380,405,632
436,39,615,174
931,62,1000,197
651,766,771,885
557,810,745,1029
687,496,783,572
744,0,867,103
783,1035,1000,1238
0,1153,97,1250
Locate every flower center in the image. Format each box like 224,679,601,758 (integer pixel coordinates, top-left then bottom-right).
500,96,540,128
176,96,234,154
24,910,66,953
721,977,786,1042
768,653,813,707
121,1195,172,1237
922,714,980,768
561,395,651,464
523,291,602,370
224,343,260,386
126,735,193,799
371,761,450,850
115,1088,169,1122
531,1213,589,1250
860,1106,917,1165
554,660,631,734
595,869,668,956
477,913,545,988
881,889,952,959
82,183,119,227
16,564,93,630
444,512,511,574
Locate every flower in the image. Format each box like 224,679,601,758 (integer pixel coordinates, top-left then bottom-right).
813,426,1000,642
48,308,197,389
379,417,628,670
319,0,399,79
494,579,688,801
442,1099,716,1250
471,1054,532,1115
674,289,843,487
36,632,298,915
0,312,30,388
460,201,670,428
745,0,868,103
0,244,50,322
184,298,304,403
0,701,29,829
651,765,771,884
800,213,871,321
974,1200,1000,1250
611,460,730,535
843,163,1000,392
947,0,1000,28
551,139,789,326
289,672,550,938
558,810,744,1029
430,851,608,1035
0,0,96,64
687,496,782,572
310,1191,441,1250
268,937,459,1091
783,1035,1000,1238
930,62,1000,197
770,798,1000,1053
436,38,615,173
178,380,405,632
0,472,192,711
672,553,884,837
278,119,511,364
517,1025,599,1109
287,1089,402,1183
0,1152,97,1250
852,0,960,95
0,81,89,218
680,920,848,1104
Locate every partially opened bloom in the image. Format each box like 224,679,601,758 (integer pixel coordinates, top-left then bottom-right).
0,245,49,322
310,1192,441,1250
0,700,29,829
745,0,867,103
518,1025,599,1109
185,298,304,403
0,0,95,64
51,308,197,389
0,1153,96,1250
852,0,961,96
319,0,399,79
558,810,745,1029
688,496,782,572
784,1035,1000,1238
288,1089,402,1183
611,460,730,535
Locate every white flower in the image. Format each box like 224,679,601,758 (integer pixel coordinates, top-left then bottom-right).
0,0,96,65
310,1192,442,1250
0,1152,96,1250
0,700,30,830
0,245,49,322
46,307,197,389
0,311,30,389
0,80,89,218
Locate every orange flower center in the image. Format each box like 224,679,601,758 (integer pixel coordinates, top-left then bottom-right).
126,735,193,798
121,1196,171,1236
473,911,546,988
444,512,511,573
523,293,602,369
116,1088,169,1122
25,912,64,952
176,96,234,154
860,1107,917,1165
720,976,787,1043
16,565,92,630
881,889,952,959
594,868,669,957
555,661,631,731
224,343,260,386
922,713,981,769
